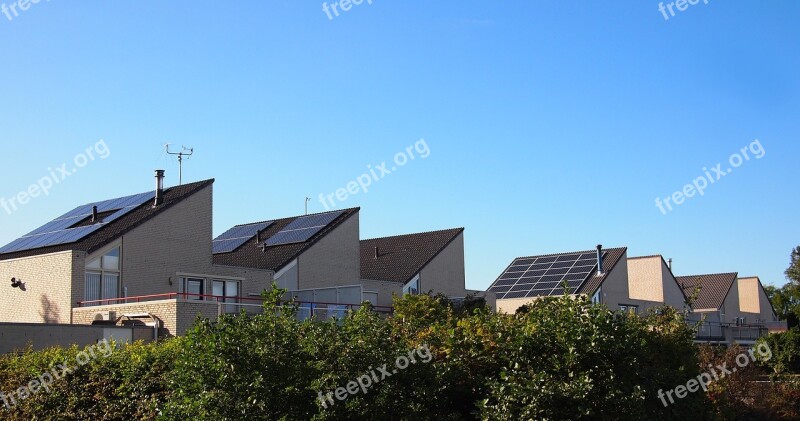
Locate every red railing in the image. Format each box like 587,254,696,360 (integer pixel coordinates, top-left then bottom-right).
76,293,393,314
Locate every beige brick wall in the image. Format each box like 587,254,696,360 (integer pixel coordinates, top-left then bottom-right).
419,233,466,298
720,281,740,324
738,277,761,314
73,299,239,337
175,301,223,336
596,251,635,311
661,260,688,310
0,250,82,324
117,185,215,297
298,212,360,290
83,182,272,300
73,300,178,336
496,294,581,314
628,257,665,302
627,257,687,311
737,277,777,322
360,279,402,308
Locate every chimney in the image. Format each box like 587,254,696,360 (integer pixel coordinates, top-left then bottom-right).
596,244,604,275
154,170,165,207
668,258,673,271
91,206,98,223
374,246,380,259
256,232,261,244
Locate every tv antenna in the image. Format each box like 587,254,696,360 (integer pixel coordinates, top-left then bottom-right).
164,144,194,185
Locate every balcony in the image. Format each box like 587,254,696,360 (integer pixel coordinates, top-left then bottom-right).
73,293,393,337
691,320,779,345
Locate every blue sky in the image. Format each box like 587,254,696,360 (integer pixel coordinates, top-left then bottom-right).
0,1,798,290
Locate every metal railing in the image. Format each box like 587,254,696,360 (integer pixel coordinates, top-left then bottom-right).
690,320,771,342
76,293,393,317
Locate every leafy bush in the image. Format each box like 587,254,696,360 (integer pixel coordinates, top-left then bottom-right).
0,288,725,419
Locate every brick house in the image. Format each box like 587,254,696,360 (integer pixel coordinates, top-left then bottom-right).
489,245,630,314
359,228,467,307
677,273,781,344
0,173,272,336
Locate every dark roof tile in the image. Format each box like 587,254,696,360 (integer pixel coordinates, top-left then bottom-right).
0,179,214,261
212,208,359,272
676,273,738,310
360,228,464,283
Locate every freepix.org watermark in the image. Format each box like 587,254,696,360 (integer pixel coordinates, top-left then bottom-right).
1,0,50,23
657,342,772,407
322,0,372,21
655,139,765,215
658,0,709,21
318,138,430,210
1,339,115,410
317,344,433,409
0,139,111,216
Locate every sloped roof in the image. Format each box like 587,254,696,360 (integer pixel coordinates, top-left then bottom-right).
212,208,359,272
578,247,627,295
488,246,627,298
676,273,738,310
0,179,214,261
360,228,464,283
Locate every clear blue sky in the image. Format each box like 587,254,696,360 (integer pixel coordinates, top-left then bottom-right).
1,1,798,291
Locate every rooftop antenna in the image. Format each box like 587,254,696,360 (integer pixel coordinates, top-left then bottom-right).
164,144,194,185
305,197,311,215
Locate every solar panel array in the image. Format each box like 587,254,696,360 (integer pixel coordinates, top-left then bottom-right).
212,221,274,254
0,191,155,254
265,211,344,246
488,251,603,299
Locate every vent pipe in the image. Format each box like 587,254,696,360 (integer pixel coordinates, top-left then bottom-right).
91,206,98,223
668,258,673,271
374,247,380,259
154,170,165,207
596,244,604,275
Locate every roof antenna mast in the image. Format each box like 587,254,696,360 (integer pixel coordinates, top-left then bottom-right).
164,144,194,185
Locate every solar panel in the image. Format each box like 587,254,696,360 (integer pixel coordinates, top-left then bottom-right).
264,211,344,246
488,252,604,300
212,221,273,254
0,191,155,254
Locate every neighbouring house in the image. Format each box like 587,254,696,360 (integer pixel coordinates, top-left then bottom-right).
488,245,630,314
627,255,688,312
359,228,467,307
211,208,370,307
0,172,272,336
677,273,782,344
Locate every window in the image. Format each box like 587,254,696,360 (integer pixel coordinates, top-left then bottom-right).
619,305,639,315
85,247,121,305
213,280,240,313
403,276,420,296
183,277,205,300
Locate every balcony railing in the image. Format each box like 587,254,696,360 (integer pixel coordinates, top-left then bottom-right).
690,320,772,343
76,293,393,318
694,321,727,341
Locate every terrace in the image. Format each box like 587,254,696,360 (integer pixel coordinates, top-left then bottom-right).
73,292,393,337
692,320,784,345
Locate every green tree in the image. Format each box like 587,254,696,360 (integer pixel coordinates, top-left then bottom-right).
787,246,800,284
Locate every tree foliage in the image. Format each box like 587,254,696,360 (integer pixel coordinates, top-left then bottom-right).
0,288,754,420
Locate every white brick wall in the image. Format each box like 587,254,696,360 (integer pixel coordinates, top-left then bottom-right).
419,232,466,297
0,250,82,324
298,211,360,289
